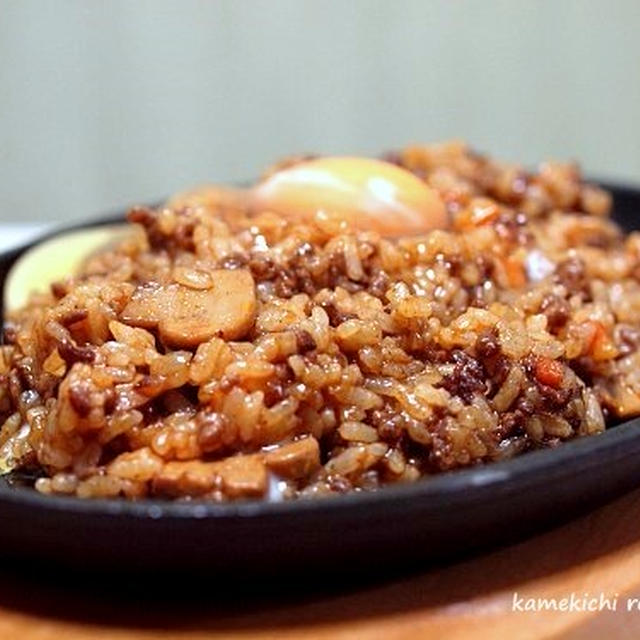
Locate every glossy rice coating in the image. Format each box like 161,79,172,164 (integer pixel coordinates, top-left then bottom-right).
1,142,637,502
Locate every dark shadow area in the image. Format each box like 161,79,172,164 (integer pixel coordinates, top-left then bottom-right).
1,485,640,634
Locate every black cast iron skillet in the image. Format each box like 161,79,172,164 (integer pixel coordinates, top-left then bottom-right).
0,183,639,576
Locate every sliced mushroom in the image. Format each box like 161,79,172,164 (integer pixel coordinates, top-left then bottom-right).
119,282,166,329
121,269,257,348
264,437,320,479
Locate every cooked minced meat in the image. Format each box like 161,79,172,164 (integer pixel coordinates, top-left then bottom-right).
0,141,637,502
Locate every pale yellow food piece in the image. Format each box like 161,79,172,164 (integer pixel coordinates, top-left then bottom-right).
5,225,131,312
250,156,448,236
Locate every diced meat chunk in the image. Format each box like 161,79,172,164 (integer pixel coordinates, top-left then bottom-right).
215,455,268,498
153,454,267,498
107,447,164,482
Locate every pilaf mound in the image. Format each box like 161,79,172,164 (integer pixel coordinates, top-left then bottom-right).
1,141,639,502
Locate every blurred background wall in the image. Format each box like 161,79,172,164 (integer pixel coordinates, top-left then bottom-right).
1,0,639,223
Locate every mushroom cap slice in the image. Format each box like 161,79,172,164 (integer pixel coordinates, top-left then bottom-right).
121,269,257,348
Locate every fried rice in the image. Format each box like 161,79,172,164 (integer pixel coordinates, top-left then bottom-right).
1,141,638,502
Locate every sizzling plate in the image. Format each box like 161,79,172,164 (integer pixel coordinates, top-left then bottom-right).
0,184,639,574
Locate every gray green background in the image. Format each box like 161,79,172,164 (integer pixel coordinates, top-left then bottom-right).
1,0,639,222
